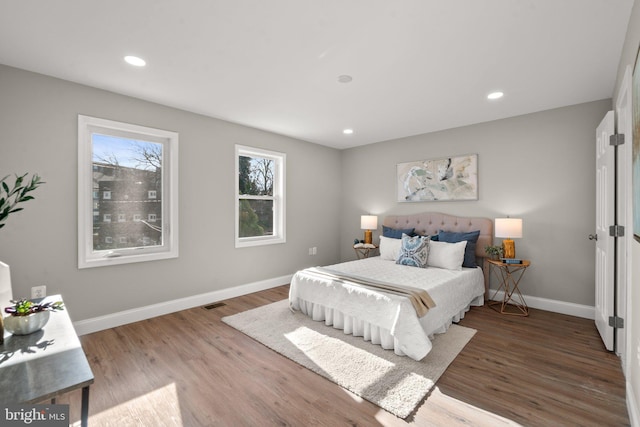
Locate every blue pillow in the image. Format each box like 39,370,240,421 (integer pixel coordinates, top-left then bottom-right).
396,234,430,268
382,225,415,239
437,230,480,268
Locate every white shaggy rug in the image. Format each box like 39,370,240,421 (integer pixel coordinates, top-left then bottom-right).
222,299,476,418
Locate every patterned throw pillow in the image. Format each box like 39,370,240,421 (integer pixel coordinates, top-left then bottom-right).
396,233,430,268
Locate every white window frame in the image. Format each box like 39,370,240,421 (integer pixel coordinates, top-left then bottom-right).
78,115,179,268
103,191,111,200
148,213,157,222
235,145,286,248
148,190,157,199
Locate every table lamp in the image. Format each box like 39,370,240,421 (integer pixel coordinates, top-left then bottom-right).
360,215,378,245
495,218,522,259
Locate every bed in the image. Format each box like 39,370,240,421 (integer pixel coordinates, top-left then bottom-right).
289,212,493,361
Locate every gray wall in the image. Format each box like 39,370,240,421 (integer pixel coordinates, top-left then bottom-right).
0,63,617,318
340,99,612,306
0,65,342,321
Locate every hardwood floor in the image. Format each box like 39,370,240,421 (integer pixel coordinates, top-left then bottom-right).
56,286,629,426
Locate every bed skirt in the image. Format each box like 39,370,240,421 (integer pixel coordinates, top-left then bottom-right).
290,295,482,360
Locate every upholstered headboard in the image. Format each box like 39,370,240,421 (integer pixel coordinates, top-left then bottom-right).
382,212,493,260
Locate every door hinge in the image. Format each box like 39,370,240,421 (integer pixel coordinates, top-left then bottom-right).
609,225,625,237
609,133,625,146
609,316,624,328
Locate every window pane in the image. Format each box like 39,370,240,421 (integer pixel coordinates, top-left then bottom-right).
238,155,274,196
92,134,163,251
239,199,273,237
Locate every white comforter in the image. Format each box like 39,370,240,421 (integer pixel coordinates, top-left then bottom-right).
289,257,484,360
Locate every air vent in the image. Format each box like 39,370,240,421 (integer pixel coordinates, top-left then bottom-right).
203,302,226,310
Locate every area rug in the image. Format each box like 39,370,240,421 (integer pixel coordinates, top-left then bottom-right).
222,299,476,418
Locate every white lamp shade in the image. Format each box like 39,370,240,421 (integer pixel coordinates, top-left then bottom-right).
360,215,378,230
495,218,523,238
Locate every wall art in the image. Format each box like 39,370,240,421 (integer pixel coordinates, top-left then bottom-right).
397,154,478,202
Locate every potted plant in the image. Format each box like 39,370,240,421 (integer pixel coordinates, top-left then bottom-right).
484,245,504,260
0,173,45,342
0,173,45,229
3,298,64,335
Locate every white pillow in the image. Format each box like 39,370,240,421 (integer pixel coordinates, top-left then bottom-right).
427,240,467,271
379,235,402,261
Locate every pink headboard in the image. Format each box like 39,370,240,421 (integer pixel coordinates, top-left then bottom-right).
382,212,493,259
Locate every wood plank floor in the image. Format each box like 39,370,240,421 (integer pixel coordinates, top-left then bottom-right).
56,285,629,426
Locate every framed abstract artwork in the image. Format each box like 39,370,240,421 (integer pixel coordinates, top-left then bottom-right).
397,154,478,202
633,46,640,243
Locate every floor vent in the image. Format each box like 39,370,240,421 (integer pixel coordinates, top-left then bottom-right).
203,302,226,310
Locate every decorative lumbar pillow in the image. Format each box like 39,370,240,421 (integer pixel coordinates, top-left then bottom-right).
437,230,481,268
396,234,430,268
427,240,467,271
379,235,403,261
382,225,415,239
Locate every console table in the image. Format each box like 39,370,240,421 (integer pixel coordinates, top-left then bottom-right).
0,295,94,427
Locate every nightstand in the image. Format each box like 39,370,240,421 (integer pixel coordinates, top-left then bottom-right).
487,259,531,316
353,244,379,259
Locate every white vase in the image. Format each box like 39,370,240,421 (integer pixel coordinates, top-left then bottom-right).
4,310,50,335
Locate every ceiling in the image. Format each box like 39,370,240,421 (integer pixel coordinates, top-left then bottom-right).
0,1,634,149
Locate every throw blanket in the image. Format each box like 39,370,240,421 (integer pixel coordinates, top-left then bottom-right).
302,267,436,317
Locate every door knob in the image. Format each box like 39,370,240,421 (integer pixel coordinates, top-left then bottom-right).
588,234,598,241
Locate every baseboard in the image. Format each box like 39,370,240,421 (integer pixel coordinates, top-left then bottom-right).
73,274,292,336
75,278,593,336
628,381,640,427
488,289,595,319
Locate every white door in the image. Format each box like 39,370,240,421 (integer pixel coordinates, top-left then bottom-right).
615,65,632,362
595,111,615,351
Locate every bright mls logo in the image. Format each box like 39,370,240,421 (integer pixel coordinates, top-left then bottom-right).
2,405,68,426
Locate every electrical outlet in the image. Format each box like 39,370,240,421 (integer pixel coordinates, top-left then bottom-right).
31,285,46,299
312,247,317,255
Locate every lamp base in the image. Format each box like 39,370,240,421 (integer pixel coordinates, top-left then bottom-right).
364,230,372,244
502,239,516,259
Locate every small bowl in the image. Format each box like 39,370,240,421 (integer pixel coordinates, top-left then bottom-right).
3,311,50,335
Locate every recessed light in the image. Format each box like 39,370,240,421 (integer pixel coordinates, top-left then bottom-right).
487,91,504,100
124,56,146,67
343,129,354,135
338,75,353,83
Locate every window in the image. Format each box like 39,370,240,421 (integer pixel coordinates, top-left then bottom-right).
148,213,157,222
148,190,157,199
235,145,285,248
78,115,179,268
